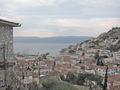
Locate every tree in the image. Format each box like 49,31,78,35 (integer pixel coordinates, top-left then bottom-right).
60,72,103,88
42,52,50,59
69,50,75,54
88,81,94,90
66,72,77,84
31,61,37,80
37,53,50,84
52,61,56,71
107,45,120,52
84,73,103,86
77,73,86,85
41,79,79,90
60,74,66,81
100,60,104,66
82,52,85,56
95,51,100,60
79,59,82,64
95,51,101,66
37,56,42,84
97,58,100,66
103,66,108,90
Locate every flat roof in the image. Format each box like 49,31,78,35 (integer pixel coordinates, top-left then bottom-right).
0,19,21,27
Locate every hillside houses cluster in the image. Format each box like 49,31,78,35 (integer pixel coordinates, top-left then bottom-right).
12,39,120,90
8,27,120,90
1,17,119,90
56,38,120,90
13,55,56,84
13,40,120,89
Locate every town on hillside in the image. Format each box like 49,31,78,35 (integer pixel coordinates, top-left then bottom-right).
0,19,120,90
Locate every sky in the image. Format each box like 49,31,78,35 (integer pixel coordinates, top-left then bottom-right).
0,0,120,37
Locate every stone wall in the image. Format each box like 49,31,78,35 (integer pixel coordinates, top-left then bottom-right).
0,24,13,61
0,69,39,90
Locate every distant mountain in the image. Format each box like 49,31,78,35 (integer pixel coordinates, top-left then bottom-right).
14,36,92,43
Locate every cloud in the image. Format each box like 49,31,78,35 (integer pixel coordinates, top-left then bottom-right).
1,0,120,18
38,18,120,28
13,18,120,37
14,29,56,37
0,0,120,37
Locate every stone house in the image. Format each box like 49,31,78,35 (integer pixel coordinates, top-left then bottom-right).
0,19,20,62
0,19,20,89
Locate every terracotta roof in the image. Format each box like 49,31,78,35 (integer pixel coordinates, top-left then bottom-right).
108,74,120,83
95,46,101,49
109,86,120,90
116,66,120,69
61,69,69,75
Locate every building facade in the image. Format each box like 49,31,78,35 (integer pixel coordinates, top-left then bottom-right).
0,19,20,89
0,19,20,62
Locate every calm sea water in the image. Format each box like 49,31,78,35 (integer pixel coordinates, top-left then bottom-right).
14,43,71,56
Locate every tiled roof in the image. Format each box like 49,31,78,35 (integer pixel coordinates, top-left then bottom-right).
108,74,120,83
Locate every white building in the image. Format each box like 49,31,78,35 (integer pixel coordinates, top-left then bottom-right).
97,66,116,77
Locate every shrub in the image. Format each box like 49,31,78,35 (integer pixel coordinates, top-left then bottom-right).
66,72,77,84
41,79,79,90
77,73,86,85
60,72,103,86
69,50,75,54
107,45,120,52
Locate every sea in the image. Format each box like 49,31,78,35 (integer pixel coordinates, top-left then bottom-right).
13,43,73,56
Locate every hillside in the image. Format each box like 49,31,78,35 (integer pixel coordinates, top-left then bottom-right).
92,27,120,52
62,27,120,54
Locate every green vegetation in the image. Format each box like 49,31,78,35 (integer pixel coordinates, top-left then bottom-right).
40,79,79,90
103,66,108,90
66,72,77,84
92,40,99,45
60,72,103,86
112,27,120,30
60,48,66,53
95,51,105,66
77,73,86,85
0,88,4,90
69,50,76,54
102,35,109,40
107,45,120,52
41,52,50,59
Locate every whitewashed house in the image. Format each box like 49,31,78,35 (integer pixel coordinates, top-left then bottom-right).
97,66,116,77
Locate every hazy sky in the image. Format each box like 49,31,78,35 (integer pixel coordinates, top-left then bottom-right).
0,0,120,37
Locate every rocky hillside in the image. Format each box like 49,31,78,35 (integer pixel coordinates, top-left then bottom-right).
91,27,120,52
61,27,120,54
97,27,120,41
